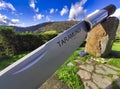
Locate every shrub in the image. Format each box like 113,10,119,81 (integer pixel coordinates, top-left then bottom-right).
0,28,59,58
13,33,44,54
42,30,59,42
0,27,15,57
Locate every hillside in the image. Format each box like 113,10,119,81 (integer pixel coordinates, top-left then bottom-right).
13,21,79,33
13,20,120,33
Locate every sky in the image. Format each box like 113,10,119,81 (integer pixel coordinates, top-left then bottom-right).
0,0,120,27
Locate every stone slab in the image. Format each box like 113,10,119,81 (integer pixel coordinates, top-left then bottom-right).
92,73,112,89
79,64,94,72
77,70,91,80
84,81,98,89
95,64,118,75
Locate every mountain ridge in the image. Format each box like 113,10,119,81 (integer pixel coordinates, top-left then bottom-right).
13,21,79,32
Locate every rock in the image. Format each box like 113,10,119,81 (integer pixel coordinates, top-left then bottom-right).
86,58,97,64
84,81,98,89
95,64,117,75
77,70,91,80
112,75,119,80
79,50,87,57
105,84,113,89
79,64,94,72
85,17,119,57
115,78,120,88
92,73,112,89
74,59,85,65
67,62,74,66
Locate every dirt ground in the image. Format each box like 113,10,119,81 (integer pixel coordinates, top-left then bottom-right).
39,74,72,89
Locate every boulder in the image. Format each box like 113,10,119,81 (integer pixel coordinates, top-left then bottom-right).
85,17,119,57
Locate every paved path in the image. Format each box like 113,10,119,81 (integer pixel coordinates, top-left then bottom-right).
76,57,120,89
39,57,120,89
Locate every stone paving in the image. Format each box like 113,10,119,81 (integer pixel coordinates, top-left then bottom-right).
39,57,120,89
76,57,120,89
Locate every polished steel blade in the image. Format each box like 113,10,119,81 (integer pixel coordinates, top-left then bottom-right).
0,21,88,89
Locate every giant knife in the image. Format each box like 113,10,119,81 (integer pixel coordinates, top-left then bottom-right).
0,4,116,89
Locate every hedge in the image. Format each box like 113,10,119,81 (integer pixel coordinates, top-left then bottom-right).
0,27,58,58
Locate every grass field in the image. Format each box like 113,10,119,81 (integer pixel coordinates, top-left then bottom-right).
112,42,120,51
107,42,120,68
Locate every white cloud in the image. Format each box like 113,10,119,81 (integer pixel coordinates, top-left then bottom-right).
34,14,44,20
35,8,39,12
8,19,20,26
68,0,87,20
0,0,16,11
0,14,20,26
111,8,120,19
0,14,7,24
29,0,39,12
50,8,58,14
11,19,20,23
46,16,51,22
50,8,54,14
0,14,21,26
29,0,35,9
55,9,58,12
0,13,25,26
0,14,7,20
60,6,68,16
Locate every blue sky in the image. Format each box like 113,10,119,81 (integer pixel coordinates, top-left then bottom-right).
0,0,120,27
